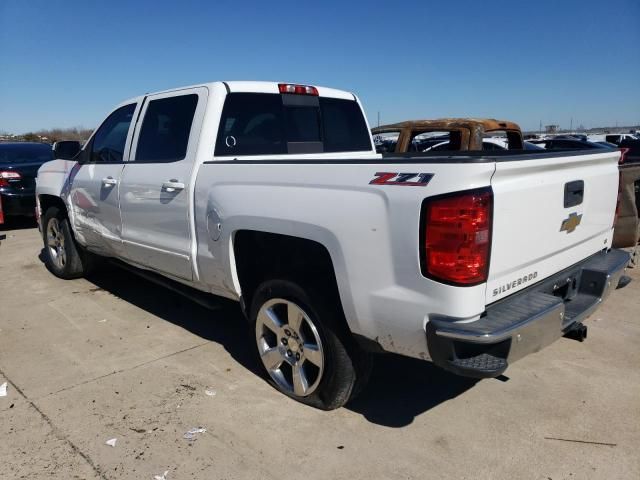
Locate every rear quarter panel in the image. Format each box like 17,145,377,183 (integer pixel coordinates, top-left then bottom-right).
194,160,495,359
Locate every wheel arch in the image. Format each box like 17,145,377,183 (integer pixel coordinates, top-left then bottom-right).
231,230,355,335
38,194,67,216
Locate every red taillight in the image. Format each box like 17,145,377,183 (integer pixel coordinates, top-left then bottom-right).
0,171,21,187
611,148,629,228
422,188,493,285
613,171,623,228
619,147,630,165
278,83,319,96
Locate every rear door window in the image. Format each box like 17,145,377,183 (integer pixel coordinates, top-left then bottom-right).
135,94,198,162
215,93,371,156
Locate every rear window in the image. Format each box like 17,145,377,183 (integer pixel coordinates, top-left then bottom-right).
0,144,53,163
215,93,371,156
319,97,371,153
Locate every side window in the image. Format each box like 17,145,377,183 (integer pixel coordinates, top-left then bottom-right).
215,93,286,156
135,94,198,162
90,104,136,163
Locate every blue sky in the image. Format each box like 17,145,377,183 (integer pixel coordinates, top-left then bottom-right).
1,0,639,133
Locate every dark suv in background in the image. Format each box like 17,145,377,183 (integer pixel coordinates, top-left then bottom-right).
0,143,54,223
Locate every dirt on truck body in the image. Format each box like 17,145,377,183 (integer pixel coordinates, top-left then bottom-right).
372,118,524,153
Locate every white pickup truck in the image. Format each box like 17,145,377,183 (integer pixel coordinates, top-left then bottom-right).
36,81,630,409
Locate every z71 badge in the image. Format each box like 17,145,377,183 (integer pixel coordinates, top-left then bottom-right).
369,172,434,186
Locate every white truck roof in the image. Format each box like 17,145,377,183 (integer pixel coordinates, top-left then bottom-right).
117,81,356,108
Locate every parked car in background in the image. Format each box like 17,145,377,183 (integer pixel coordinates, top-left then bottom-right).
424,137,509,152
588,133,639,145
614,140,640,248
606,134,639,145
553,134,588,141
372,118,524,153
594,141,619,149
0,142,53,224
528,138,604,150
524,141,545,150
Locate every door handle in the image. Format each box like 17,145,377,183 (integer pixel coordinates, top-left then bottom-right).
162,180,185,193
102,176,117,187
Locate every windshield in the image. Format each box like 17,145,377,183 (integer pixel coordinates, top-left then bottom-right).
0,143,53,163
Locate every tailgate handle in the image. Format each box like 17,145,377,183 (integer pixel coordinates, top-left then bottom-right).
564,180,584,208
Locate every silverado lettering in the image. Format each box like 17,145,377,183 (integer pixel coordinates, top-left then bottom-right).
493,272,538,297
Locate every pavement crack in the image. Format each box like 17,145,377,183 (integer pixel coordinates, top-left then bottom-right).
37,341,211,400
0,366,108,480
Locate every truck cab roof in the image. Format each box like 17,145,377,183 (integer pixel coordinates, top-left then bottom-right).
118,81,357,108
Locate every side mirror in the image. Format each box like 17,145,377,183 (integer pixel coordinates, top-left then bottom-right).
53,140,82,160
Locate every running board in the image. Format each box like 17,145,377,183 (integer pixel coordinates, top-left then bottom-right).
109,259,226,311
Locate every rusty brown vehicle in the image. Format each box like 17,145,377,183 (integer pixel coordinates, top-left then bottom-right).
371,118,524,153
613,141,640,248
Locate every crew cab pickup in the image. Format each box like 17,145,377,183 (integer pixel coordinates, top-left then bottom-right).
36,81,630,409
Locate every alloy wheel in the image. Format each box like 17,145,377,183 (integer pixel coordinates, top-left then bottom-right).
255,298,325,397
46,218,66,269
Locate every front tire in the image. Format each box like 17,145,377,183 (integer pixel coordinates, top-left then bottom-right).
250,279,371,410
42,206,89,279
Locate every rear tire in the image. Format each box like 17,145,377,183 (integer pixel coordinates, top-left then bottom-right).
250,279,372,410
42,206,92,279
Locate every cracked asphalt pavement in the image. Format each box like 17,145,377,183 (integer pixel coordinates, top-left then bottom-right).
1,222,639,479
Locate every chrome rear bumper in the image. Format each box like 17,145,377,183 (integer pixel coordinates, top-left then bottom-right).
426,248,631,378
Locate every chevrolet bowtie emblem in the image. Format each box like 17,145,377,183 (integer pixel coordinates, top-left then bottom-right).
560,212,582,233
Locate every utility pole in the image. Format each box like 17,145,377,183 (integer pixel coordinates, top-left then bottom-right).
377,111,380,128
570,117,573,132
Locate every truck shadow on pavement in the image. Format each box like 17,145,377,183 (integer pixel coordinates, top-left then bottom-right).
44,257,479,427
346,355,478,427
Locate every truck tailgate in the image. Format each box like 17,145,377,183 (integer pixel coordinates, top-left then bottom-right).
487,150,621,304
